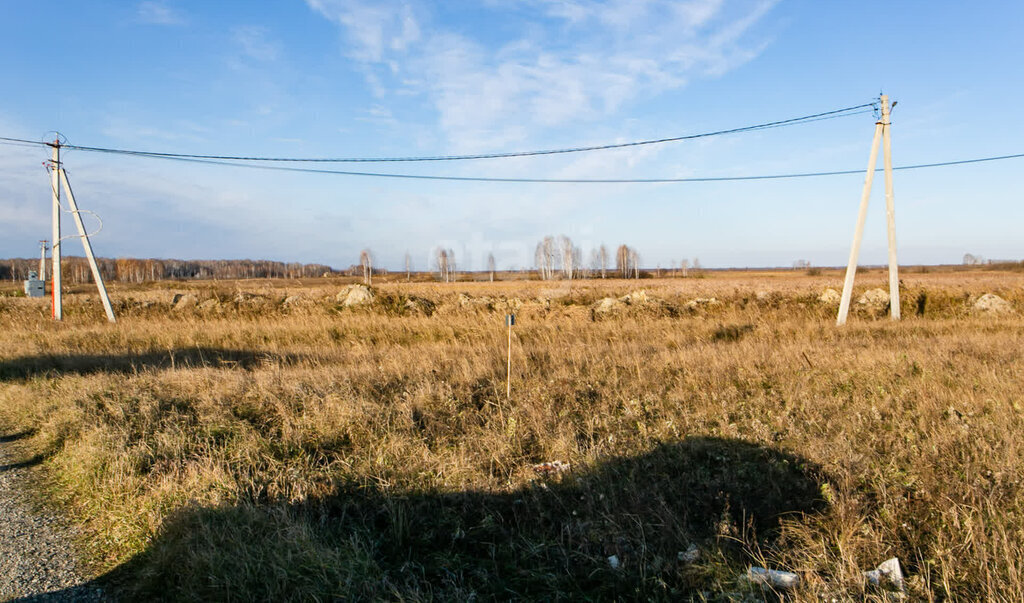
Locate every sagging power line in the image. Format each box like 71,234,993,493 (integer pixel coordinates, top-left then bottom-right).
1,102,875,163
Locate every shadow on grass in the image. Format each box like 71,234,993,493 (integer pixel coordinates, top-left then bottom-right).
0,348,303,382
41,437,831,601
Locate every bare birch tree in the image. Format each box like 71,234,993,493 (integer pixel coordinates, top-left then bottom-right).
558,235,575,280
630,248,640,279
436,248,449,283
359,249,372,285
447,248,457,282
487,252,496,282
535,236,556,281
405,251,412,282
599,244,608,279
616,245,630,278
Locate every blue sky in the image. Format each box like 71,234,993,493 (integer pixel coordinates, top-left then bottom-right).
1,1,1022,270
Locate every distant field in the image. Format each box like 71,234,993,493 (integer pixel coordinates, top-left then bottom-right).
1,270,1022,600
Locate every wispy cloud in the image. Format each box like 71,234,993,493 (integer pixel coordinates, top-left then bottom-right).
136,1,186,26
306,0,777,153
232,25,281,62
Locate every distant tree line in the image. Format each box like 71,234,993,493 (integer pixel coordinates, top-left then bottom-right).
0,257,335,283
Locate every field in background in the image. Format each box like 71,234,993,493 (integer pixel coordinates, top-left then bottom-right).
1,269,1022,600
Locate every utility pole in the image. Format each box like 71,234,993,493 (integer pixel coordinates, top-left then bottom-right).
881,96,900,320
50,140,62,320
45,137,117,323
837,94,900,326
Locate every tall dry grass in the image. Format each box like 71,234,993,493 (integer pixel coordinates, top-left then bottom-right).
0,271,1022,600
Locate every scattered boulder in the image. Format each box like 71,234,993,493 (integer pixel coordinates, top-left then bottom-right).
336,284,374,307
684,297,719,310
593,297,623,314
403,296,436,316
197,298,219,311
973,293,1014,315
618,290,651,305
857,288,890,309
171,293,198,310
233,292,268,307
458,293,495,310
282,294,305,307
818,288,842,304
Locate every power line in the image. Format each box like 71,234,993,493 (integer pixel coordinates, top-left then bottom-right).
90,149,1024,183
4,134,1023,183
0,103,875,163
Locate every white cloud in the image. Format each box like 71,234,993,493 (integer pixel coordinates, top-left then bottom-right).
136,1,186,26
306,0,778,153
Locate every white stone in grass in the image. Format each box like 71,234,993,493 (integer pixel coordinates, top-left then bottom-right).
678,543,700,564
607,555,620,570
973,293,1014,315
818,288,841,304
863,557,905,592
336,284,374,306
746,566,800,589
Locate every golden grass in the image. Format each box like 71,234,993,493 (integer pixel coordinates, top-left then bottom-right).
0,270,1022,600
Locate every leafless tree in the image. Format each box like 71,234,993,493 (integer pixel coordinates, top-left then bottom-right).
680,259,689,278
435,248,449,282
599,244,608,278
535,236,556,281
447,248,457,282
615,245,630,278
558,235,575,280
630,248,640,279
405,251,412,282
359,249,373,285
487,252,496,282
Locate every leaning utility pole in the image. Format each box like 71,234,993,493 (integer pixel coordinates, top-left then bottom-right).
46,138,117,323
837,94,900,326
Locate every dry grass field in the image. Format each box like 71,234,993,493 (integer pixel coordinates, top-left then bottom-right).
1,267,1022,600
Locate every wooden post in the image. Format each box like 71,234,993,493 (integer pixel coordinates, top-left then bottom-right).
881,95,900,320
506,314,515,399
50,140,62,321
836,119,884,326
60,169,116,323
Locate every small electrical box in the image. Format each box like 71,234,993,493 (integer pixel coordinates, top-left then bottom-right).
24,271,44,298
506,314,515,326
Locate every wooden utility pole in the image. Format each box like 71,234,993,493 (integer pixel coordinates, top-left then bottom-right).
837,94,899,326
50,140,62,320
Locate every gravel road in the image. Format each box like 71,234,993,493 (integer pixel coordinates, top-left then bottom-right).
0,438,107,602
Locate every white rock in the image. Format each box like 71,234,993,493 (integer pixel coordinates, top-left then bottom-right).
973,293,1014,315
336,284,374,307
863,557,904,592
746,566,800,590
607,555,620,570
857,288,890,308
678,544,700,564
818,288,842,304
593,297,623,313
171,293,197,310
